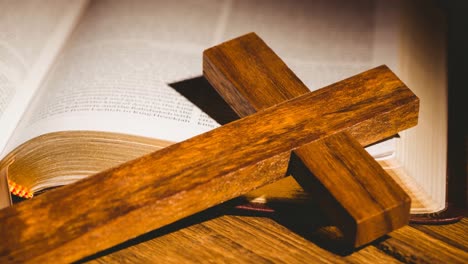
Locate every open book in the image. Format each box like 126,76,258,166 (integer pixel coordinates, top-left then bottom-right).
0,0,447,214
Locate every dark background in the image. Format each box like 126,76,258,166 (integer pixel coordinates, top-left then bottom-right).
445,0,468,209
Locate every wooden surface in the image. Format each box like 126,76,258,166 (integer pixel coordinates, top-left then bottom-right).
1,37,417,262
82,204,467,263
204,33,413,246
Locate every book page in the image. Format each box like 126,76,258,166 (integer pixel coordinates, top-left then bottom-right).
0,0,88,155
395,2,448,212
224,0,400,90
5,0,399,156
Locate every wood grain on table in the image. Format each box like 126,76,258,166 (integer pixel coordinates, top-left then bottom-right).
83,203,467,263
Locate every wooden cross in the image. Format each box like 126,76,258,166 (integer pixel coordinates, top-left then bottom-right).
0,33,418,263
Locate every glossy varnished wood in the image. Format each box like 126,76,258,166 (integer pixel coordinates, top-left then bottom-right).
203,33,414,246
1,38,417,262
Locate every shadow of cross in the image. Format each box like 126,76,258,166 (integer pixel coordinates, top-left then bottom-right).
0,33,418,263
203,32,417,247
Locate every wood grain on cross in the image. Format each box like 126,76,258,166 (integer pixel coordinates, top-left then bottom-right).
204,33,414,247
0,33,418,263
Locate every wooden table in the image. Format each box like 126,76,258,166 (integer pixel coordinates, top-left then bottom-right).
81,201,467,263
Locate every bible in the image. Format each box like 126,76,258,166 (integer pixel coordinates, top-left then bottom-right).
0,0,447,214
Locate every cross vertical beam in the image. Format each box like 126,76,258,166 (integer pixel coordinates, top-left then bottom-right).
204,32,415,247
